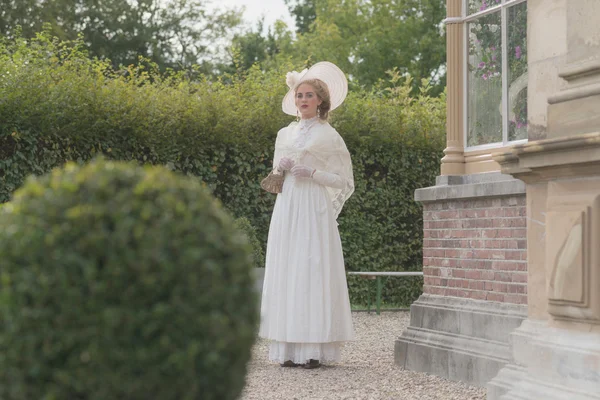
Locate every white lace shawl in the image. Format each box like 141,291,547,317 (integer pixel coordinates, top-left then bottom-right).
272,120,354,219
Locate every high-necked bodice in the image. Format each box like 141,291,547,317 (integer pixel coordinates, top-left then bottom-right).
294,117,320,149
298,116,319,131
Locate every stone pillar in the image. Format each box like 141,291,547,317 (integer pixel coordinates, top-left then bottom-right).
487,1,600,398
547,0,600,139
527,0,569,141
440,0,465,175
489,136,600,400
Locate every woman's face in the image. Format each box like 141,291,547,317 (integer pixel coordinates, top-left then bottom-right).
295,83,322,119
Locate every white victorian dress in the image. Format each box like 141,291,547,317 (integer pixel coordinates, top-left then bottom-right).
259,117,355,364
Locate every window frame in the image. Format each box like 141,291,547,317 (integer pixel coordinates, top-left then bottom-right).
462,0,528,152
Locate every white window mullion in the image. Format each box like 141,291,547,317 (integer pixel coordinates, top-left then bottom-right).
463,0,528,23
501,4,509,145
464,6,502,22
463,9,468,149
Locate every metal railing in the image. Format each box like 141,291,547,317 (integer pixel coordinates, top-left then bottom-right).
347,271,424,315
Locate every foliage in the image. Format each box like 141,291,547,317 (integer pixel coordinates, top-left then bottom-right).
0,32,446,306
2,0,447,94
0,0,242,71
233,0,447,95
309,0,447,93
284,0,318,34
235,217,266,269
225,20,295,73
0,158,258,400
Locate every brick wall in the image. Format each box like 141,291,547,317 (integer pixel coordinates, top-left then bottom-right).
422,195,527,305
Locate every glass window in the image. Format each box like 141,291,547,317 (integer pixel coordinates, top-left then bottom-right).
465,0,527,148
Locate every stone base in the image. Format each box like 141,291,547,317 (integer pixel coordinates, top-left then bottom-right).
395,294,527,387
415,172,526,202
488,319,600,399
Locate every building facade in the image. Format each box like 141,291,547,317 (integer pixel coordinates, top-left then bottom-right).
396,1,600,398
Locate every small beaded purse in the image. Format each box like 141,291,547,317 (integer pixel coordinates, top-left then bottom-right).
260,170,285,194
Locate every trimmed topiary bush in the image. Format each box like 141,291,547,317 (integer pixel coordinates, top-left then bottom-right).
0,158,258,400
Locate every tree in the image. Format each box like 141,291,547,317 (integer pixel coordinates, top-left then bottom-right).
0,0,242,71
0,0,78,40
284,0,317,34
300,0,447,93
223,19,295,74
229,0,446,95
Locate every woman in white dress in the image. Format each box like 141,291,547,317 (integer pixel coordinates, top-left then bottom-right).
259,62,355,369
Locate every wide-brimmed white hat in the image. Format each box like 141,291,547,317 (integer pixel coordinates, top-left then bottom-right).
282,61,348,116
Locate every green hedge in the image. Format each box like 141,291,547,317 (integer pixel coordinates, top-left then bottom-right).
0,32,445,306
0,158,258,400
235,217,265,269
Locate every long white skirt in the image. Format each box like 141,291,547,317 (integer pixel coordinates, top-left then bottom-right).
258,175,354,364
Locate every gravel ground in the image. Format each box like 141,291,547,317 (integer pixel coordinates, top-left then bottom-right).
240,311,486,400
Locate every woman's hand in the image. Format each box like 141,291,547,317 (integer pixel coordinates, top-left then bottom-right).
290,165,315,178
278,157,295,171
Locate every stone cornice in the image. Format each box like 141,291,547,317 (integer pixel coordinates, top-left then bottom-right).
492,132,600,183
414,172,525,202
558,58,600,83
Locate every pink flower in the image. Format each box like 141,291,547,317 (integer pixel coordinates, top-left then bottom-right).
478,61,486,68
515,46,522,60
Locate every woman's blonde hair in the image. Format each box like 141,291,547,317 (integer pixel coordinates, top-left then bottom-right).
296,79,331,121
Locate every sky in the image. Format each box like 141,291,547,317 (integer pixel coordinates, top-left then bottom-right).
216,0,295,31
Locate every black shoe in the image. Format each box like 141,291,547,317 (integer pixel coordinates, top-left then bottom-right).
302,359,321,369
280,360,299,367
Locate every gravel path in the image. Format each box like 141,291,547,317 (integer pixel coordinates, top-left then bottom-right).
241,311,486,400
